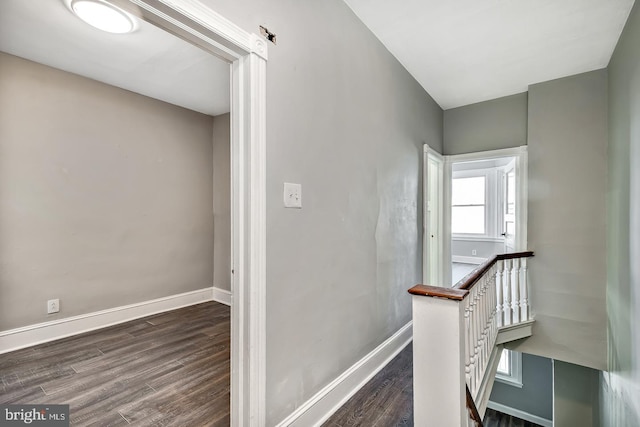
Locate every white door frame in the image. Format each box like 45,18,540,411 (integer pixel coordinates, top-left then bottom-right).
423,145,444,286
120,1,268,425
444,146,528,283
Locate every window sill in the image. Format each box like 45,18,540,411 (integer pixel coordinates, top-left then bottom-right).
452,235,504,243
495,375,523,388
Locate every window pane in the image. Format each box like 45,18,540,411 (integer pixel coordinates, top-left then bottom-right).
497,349,510,375
452,177,485,205
452,206,485,234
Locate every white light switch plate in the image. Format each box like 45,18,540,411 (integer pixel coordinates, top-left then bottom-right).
283,182,302,208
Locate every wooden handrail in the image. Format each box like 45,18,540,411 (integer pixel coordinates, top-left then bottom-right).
410,251,534,425
466,385,484,427
407,284,468,300
455,251,533,291
408,251,534,298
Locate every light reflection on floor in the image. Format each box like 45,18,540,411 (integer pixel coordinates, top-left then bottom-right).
451,262,481,286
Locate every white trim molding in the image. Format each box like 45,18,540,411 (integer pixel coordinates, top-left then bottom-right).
275,322,413,427
452,255,486,265
0,288,213,354
496,319,535,345
487,401,553,427
118,2,268,425
452,236,504,243
212,287,232,306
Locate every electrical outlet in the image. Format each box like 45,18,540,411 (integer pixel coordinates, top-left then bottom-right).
47,299,60,314
472,249,477,256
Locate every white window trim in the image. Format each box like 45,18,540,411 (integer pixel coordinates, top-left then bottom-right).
452,236,504,243
496,349,523,388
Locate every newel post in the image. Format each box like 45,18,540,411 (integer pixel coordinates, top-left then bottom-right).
410,286,467,426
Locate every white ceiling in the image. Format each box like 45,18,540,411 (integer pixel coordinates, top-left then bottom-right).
0,0,230,116
343,0,635,109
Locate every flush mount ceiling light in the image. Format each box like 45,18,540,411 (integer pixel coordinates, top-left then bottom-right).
71,0,135,34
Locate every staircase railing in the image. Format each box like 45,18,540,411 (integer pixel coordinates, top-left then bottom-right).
409,251,534,426
466,385,484,427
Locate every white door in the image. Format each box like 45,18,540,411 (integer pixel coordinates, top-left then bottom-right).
503,160,516,253
423,145,444,286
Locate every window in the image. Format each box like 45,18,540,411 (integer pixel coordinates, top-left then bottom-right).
496,349,522,387
451,176,486,234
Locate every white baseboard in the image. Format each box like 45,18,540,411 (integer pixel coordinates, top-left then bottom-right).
487,401,552,427
0,288,214,354
452,255,485,264
275,321,413,427
212,286,232,306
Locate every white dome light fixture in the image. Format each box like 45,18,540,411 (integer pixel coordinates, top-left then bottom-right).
71,0,135,34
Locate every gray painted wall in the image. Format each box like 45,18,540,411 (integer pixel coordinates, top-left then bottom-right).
212,113,231,292
510,70,608,371
0,53,217,330
197,1,443,424
443,92,527,155
554,360,600,427
490,353,553,421
600,1,640,425
442,77,608,370
452,240,502,260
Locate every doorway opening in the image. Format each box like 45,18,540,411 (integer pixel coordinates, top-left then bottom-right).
450,156,515,283
432,146,527,286
0,0,267,425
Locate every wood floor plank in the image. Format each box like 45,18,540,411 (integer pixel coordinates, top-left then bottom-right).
68,383,157,425
3,301,541,427
325,344,543,427
0,385,47,405
84,411,129,427
118,368,229,425
0,301,230,426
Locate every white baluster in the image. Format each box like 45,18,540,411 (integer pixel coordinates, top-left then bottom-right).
480,278,488,385
503,259,512,326
479,281,485,390
496,260,503,327
520,257,529,321
489,266,498,348
484,276,491,385
465,299,472,387
511,258,521,323
468,290,476,395
493,266,499,336
472,286,480,395
475,284,482,396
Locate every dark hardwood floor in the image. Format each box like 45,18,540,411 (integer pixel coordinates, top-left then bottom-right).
2,305,543,427
483,408,543,427
323,344,543,427
323,345,413,427
0,301,230,426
